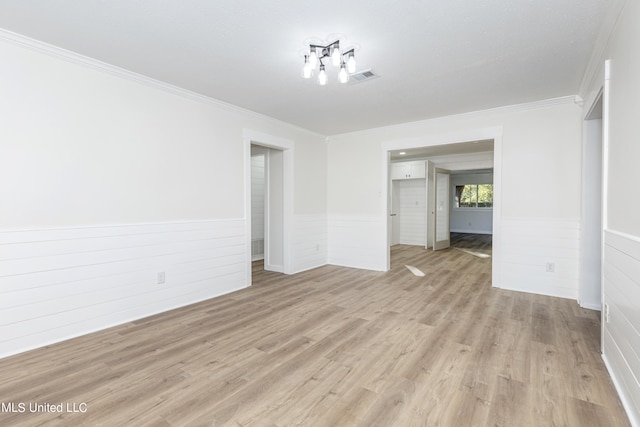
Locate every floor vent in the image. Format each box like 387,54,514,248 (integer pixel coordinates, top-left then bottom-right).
349,69,379,84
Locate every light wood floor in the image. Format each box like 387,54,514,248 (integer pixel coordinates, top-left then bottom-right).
0,235,630,426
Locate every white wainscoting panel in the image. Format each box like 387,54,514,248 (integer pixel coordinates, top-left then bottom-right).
498,218,580,299
293,214,327,273
0,219,247,358
328,215,386,271
602,230,640,427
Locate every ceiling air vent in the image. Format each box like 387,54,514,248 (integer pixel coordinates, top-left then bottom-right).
348,69,379,85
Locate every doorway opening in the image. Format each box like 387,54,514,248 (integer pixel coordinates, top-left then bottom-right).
244,130,294,286
580,90,604,311
382,128,503,288
250,145,284,273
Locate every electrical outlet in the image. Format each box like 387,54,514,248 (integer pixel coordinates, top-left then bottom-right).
545,262,555,273
157,272,166,284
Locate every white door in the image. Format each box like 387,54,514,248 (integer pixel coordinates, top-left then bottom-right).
397,179,426,246
433,167,451,251
425,160,435,249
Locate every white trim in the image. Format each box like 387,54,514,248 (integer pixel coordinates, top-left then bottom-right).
606,229,640,257
492,132,504,289
602,59,612,351
243,130,294,282
603,59,611,231
380,126,504,289
577,0,628,99
580,84,605,311
0,28,323,139
450,229,493,235
0,217,244,235
452,208,494,212
581,302,603,311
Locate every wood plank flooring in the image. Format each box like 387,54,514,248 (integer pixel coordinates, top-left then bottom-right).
0,235,630,426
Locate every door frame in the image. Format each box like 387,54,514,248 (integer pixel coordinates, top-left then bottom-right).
580,60,611,352
244,129,294,285
580,87,604,311
381,126,503,288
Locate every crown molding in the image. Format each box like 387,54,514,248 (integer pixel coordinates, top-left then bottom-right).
328,95,577,140
0,28,325,139
578,0,627,98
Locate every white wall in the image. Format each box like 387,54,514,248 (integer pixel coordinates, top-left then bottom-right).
579,117,602,310
266,149,284,272
327,99,583,295
450,172,493,234
0,32,327,358
581,1,640,424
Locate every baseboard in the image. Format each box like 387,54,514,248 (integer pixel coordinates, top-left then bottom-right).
580,301,602,311
264,263,284,273
450,229,493,235
603,353,639,427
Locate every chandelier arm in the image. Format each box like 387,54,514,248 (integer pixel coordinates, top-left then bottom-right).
303,39,355,85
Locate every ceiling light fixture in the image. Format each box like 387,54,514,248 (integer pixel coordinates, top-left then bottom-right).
302,40,356,85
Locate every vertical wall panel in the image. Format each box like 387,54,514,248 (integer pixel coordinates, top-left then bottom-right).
293,214,328,273
499,218,580,299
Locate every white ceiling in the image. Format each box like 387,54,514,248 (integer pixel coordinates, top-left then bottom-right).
0,0,609,135
390,139,494,161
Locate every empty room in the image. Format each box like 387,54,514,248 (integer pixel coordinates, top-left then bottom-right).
0,1,638,426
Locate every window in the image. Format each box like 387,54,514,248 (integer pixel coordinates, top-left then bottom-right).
455,184,493,208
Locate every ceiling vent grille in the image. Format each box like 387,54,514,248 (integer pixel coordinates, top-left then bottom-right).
348,69,378,84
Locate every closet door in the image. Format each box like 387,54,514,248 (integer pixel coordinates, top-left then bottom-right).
433,167,451,250
397,179,426,246
425,160,435,249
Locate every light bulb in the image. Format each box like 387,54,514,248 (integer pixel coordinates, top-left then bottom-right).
309,48,318,68
347,53,356,73
331,45,341,67
338,63,349,83
302,55,313,78
318,64,327,85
